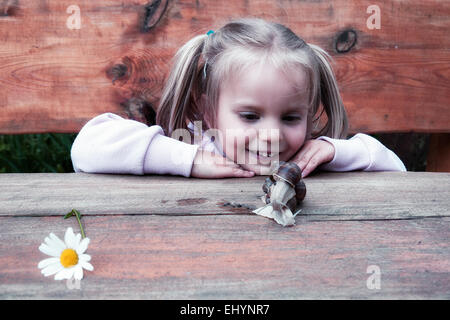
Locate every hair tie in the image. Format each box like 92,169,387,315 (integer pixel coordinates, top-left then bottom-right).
203,30,214,80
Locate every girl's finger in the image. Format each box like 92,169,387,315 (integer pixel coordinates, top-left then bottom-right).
301,150,323,178
292,140,313,162
223,158,240,167
296,144,318,172
231,167,255,177
212,159,252,177
213,165,253,178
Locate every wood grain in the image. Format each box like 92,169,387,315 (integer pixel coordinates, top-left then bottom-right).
1,172,448,299
1,214,449,299
0,0,449,133
427,133,450,172
0,172,449,221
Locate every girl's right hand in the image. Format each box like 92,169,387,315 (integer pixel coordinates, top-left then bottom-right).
191,149,255,178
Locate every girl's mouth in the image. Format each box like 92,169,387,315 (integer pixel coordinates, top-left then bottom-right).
246,149,279,159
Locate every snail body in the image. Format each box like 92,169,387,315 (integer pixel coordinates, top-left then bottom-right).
253,161,306,226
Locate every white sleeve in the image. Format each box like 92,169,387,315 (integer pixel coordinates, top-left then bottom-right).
70,113,199,176
316,133,406,172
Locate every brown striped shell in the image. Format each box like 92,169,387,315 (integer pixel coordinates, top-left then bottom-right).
273,161,302,187
262,161,306,205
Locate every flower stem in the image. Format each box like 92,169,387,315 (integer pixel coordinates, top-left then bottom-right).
64,209,86,239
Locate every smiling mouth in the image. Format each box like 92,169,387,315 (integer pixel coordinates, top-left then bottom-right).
246,149,278,158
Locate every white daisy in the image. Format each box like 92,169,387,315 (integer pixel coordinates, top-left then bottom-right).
38,227,93,280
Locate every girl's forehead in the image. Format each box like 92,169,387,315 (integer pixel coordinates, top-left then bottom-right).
221,62,309,101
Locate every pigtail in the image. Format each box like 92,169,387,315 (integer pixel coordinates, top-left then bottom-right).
156,34,207,136
308,43,348,139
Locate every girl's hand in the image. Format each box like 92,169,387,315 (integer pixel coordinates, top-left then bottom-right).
191,149,255,179
290,139,335,178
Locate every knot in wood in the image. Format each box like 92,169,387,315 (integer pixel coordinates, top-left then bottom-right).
107,64,129,84
335,29,357,53
0,0,19,16
141,0,169,33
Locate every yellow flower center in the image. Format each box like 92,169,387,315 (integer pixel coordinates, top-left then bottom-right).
60,249,78,268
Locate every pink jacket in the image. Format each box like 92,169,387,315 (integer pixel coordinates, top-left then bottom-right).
71,113,406,176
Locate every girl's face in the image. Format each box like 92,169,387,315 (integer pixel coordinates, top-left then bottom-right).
212,63,310,175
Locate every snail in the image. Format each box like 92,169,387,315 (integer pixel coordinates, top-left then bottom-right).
253,161,306,227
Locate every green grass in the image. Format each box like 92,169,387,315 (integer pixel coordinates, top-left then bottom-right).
0,132,428,173
0,133,77,173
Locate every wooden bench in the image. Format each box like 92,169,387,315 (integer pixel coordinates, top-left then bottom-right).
0,0,449,299
0,0,449,170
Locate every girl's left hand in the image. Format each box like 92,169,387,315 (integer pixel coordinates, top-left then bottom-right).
290,139,335,178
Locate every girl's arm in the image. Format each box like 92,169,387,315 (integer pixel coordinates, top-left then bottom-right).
316,133,406,172
70,113,199,176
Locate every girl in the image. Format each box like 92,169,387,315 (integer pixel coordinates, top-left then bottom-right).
71,18,406,178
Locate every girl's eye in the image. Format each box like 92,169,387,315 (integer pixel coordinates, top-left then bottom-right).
238,112,301,123
282,115,301,123
239,112,260,121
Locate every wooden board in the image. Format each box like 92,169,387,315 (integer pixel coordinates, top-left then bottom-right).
1,214,449,299
427,133,450,172
0,172,449,220
0,0,449,134
0,172,449,298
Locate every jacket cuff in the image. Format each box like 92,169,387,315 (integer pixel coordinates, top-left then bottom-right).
144,134,199,177
316,135,371,171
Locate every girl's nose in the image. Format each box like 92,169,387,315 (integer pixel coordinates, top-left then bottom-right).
256,119,285,150
259,118,284,137
258,117,277,130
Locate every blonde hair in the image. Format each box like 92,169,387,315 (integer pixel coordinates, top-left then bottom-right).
156,17,348,139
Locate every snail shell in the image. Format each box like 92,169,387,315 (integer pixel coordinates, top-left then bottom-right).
273,161,302,187
262,161,306,207
294,179,306,202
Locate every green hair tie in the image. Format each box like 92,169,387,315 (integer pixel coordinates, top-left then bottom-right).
206,30,214,36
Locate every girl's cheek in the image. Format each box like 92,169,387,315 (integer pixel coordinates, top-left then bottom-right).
286,130,307,157
218,134,243,163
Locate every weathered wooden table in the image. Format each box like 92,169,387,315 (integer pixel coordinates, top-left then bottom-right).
1,172,449,299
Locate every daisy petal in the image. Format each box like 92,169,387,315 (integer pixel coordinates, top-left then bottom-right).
44,236,64,256
55,267,74,280
65,227,76,249
76,237,90,255
81,261,94,271
79,254,91,262
54,269,65,280
41,263,63,277
39,243,60,257
44,236,53,246
49,233,66,251
74,265,83,280
38,257,59,269
74,233,82,249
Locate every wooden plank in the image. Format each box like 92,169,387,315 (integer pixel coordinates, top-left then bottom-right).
0,172,449,220
0,0,449,134
335,48,450,134
427,133,450,172
1,214,449,299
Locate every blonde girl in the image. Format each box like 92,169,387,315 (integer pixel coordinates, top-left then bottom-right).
71,18,405,178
